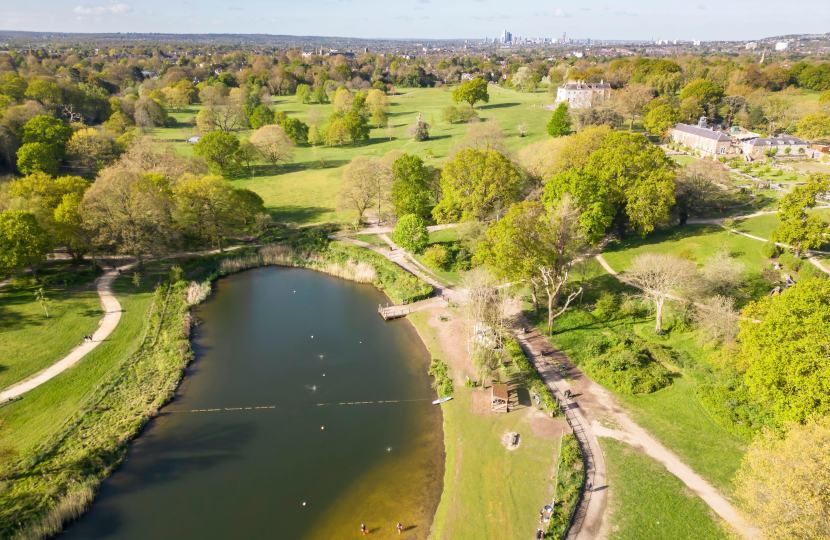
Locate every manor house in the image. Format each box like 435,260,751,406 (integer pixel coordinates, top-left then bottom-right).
554,80,611,109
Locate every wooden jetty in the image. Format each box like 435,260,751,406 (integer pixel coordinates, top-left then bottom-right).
378,303,410,320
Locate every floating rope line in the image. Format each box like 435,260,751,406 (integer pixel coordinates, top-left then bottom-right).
165,399,434,413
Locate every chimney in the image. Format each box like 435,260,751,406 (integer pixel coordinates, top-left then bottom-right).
698,116,708,129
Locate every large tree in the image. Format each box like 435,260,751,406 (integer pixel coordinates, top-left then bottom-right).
83,169,174,266
16,142,59,176
624,252,698,333
22,115,73,160
643,104,681,137
250,124,296,171
193,131,242,175
544,132,676,241
66,128,114,171
734,420,830,540
433,149,523,223
546,103,571,137
452,78,489,108
476,197,587,329
391,154,432,218
393,214,429,253
613,84,656,131
0,210,54,280
336,155,382,224
772,175,830,255
173,174,245,250
739,278,830,424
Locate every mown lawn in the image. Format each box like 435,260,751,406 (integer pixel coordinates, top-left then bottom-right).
602,224,772,285
601,437,730,540
148,87,556,225
734,208,830,245
409,310,560,540
0,267,103,390
0,273,156,453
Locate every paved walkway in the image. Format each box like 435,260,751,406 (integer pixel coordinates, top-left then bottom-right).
0,263,134,401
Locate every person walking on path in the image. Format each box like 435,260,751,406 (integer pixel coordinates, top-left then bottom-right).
361,524,368,534
397,522,403,533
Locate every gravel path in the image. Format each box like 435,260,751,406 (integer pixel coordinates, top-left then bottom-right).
0,263,133,401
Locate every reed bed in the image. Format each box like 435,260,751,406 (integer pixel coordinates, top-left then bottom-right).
15,483,97,540
218,245,378,285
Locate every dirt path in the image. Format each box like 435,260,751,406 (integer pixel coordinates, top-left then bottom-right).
0,263,134,401
340,225,761,539
0,246,247,400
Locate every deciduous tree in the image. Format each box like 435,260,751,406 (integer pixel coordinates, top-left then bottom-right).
250,125,295,171
393,214,429,252
0,210,54,280
433,149,523,223
452,78,489,108
193,131,241,175
336,155,381,224
391,153,432,218
66,128,114,170
624,252,697,333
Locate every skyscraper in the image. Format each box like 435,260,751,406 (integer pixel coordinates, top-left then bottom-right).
502,30,512,44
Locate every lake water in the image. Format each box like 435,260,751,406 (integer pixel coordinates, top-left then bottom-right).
62,266,444,540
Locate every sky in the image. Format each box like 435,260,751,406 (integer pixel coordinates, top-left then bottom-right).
2,0,830,42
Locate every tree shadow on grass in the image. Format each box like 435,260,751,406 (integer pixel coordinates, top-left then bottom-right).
479,102,520,110
269,206,333,224
603,225,724,255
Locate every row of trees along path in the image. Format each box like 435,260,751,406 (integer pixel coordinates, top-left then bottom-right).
0,247,244,402
338,226,758,540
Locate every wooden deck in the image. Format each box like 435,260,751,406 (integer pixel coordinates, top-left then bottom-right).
378,304,411,320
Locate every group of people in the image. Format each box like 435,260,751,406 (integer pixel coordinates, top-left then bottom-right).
82,334,94,344
360,523,403,534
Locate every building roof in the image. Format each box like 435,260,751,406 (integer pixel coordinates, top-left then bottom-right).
747,136,808,147
492,383,508,400
560,80,611,90
672,123,732,142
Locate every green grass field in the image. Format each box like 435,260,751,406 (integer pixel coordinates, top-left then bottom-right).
734,208,830,244
409,309,561,540
0,270,102,390
601,437,730,540
0,273,156,453
149,88,557,224
602,225,771,277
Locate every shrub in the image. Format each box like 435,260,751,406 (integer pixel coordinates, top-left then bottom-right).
594,291,619,317
778,251,803,271
428,359,454,397
760,267,780,284
798,262,824,279
423,244,451,270
761,240,781,259
581,334,673,394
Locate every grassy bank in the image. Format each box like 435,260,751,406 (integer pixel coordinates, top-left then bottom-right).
0,265,103,390
1,274,192,540
409,309,564,540
601,438,730,540
0,239,432,539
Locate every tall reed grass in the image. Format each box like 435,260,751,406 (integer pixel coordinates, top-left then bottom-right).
218,245,378,285
15,483,97,540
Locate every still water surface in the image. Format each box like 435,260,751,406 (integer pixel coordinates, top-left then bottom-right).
62,267,444,540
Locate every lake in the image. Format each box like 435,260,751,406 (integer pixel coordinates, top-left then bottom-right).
62,266,444,540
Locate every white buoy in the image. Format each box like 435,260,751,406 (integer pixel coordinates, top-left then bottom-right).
311,335,313,339
322,373,326,376
302,502,306,506
321,426,325,430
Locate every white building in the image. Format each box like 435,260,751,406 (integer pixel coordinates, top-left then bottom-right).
746,42,758,50
775,42,789,51
555,80,611,109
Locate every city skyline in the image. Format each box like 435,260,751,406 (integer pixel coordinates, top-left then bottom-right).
2,0,830,41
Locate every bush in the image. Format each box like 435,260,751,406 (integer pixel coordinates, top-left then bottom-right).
428,359,454,397
594,291,619,318
778,251,803,271
423,244,451,270
798,262,824,279
581,334,673,394
761,240,781,259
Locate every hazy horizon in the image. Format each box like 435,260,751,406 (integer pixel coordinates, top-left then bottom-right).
2,0,829,43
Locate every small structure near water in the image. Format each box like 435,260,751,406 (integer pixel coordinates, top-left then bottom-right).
492,383,509,413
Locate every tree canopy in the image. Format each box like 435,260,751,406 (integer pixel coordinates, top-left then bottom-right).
452,78,489,108
391,154,432,218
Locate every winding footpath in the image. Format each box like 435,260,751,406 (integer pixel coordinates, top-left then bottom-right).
0,263,134,402
0,247,246,401
338,227,758,540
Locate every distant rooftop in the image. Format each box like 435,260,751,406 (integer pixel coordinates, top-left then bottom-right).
673,123,732,142
748,136,809,146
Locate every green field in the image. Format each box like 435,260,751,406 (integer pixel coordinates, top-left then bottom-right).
601,437,730,540
149,88,557,224
0,272,156,453
734,208,830,243
413,228,464,286
409,309,562,540
0,268,103,390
